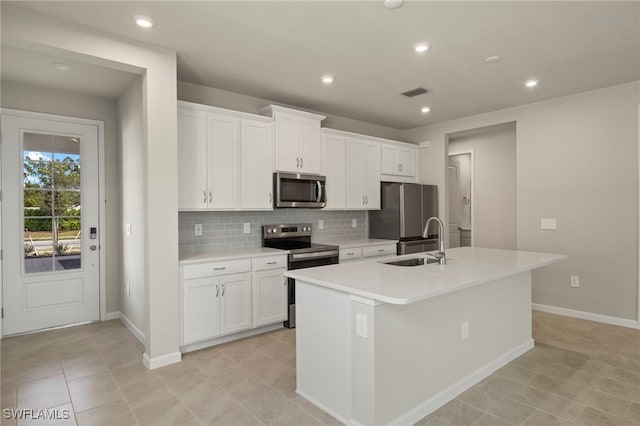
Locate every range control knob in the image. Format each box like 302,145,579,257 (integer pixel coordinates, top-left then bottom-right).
266,228,272,234
272,228,278,234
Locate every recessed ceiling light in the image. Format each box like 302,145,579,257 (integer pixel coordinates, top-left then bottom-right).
321,75,335,84
525,79,539,88
485,56,501,63
421,106,431,113
383,0,404,9
134,16,155,28
413,43,430,53
52,63,71,72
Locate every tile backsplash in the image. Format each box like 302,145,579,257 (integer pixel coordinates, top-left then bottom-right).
179,210,368,255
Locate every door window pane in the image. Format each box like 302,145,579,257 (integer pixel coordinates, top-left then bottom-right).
23,133,82,274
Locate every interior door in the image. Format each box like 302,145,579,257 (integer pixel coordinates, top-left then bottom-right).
448,160,461,248
1,113,100,335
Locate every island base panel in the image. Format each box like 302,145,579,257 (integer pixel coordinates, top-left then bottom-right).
296,271,533,425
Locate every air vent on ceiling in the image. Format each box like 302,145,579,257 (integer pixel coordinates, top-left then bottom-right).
401,87,428,98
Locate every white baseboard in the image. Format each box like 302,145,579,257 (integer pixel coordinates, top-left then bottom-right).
103,311,121,321
532,303,640,330
295,389,350,426
118,312,146,344
143,351,181,370
387,339,535,426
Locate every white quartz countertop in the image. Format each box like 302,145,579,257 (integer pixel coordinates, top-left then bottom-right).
285,247,567,305
330,239,398,248
179,247,286,264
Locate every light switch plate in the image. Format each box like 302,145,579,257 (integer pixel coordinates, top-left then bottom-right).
352,219,357,228
318,220,324,230
540,218,557,230
126,223,132,236
243,223,251,234
194,223,202,237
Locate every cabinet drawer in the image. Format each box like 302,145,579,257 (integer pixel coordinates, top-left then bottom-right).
339,247,363,261
183,259,251,279
362,244,397,258
252,255,287,271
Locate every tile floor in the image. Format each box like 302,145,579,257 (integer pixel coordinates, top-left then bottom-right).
0,311,638,426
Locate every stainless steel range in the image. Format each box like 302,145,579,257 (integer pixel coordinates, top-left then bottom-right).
262,223,339,328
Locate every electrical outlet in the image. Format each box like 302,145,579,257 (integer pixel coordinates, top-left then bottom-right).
126,223,132,236
318,220,324,230
126,281,131,296
461,320,469,340
194,223,203,236
243,223,251,234
356,313,368,338
570,275,580,288
540,218,557,230
352,219,357,228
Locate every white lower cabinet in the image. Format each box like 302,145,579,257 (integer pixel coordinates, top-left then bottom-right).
219,272,252,335
181,254,287,347
338,243,397,263
252,268,287,327
181,259,253,346
182,277,221,344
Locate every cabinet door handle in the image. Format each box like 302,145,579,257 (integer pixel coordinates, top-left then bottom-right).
397,163,401,172
221,284,225,296
365,196,368,204
378,249,385,252
209,191,213,204
267,261,277,265
362,196,365,205
203,190,207,203
269,192,272,203
213,267,226,270
296,157,300,168
400,163,403,172
300,157,304,168
216,284,219,297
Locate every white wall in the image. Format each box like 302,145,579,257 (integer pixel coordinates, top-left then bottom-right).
118,78,145,333
2,5,180,364
449,125,517,249
0,80,122,315
178,81,405,141
406,81,639,321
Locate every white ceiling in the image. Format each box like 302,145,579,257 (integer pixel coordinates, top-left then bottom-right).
1,45,138,100
3,1,639,129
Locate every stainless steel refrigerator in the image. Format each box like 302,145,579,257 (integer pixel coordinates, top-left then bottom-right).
368,182,439,255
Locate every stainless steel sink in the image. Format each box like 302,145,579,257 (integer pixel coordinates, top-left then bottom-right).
384,257,440,267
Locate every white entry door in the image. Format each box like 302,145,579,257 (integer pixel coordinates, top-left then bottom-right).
1,112,100,335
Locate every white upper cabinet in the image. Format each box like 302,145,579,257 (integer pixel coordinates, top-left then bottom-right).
322,131,347,209
346,138,381,210
381,143,417,177
241,119,274,209
177,108,208,209
207,113,239,209
259,105,325,174
178,101,273,211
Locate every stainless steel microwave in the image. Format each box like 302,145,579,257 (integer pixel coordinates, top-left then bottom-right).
274,172,326,208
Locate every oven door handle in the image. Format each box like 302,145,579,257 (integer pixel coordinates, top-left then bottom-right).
289,250,339,261
316,181,323,203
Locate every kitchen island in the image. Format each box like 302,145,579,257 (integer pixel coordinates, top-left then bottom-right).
285,247,566,425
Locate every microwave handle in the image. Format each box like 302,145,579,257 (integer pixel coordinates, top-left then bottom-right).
316,181,323,203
